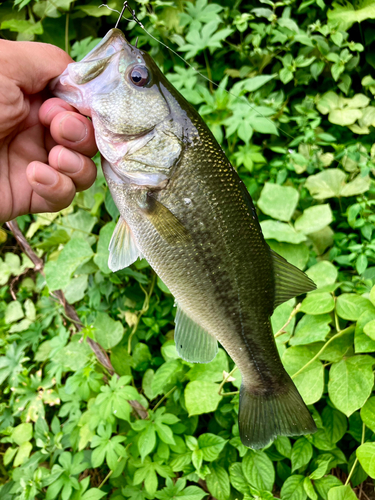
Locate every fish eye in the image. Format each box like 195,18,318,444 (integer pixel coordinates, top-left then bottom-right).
129,65,149,87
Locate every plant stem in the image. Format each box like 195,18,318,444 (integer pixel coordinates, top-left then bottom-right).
274,302,301,338
65,13,70,55
218,366,239,396
98,446,130,489
204,50,214,94
291,324,355,380
153,385,177,411
128,273,156,354
345,422,366,486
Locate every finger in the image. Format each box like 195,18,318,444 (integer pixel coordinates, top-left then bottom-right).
0,40,72,95
49,111,97,157
26,161,76,211
39,97,79,127
48,145,97,191
45,129,57,153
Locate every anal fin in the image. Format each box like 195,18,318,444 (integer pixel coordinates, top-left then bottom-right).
108,217,143,272
175,307,218,364
271,249,316,308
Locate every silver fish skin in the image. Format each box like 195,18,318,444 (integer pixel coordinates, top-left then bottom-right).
51,29,317,449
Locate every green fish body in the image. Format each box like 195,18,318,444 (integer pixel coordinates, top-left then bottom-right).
52,29,317,448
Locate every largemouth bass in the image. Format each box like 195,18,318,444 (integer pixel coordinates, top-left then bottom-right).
52,28,317,449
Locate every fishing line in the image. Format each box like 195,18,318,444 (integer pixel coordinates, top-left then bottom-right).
99,2,297,142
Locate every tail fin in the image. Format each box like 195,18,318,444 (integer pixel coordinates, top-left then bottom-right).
238,376,316,449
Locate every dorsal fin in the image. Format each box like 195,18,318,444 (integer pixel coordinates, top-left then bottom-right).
271,249,316,308
175,306,218,364
108,217,143,272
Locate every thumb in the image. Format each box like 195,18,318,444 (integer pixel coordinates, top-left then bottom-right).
0,40,73,94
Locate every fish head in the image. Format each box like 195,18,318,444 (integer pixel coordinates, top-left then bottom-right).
51,28,171,138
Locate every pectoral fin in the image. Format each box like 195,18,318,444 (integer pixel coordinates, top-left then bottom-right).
108,217,143,272
175,306,218,363
137,195,191,245
271,249,316,308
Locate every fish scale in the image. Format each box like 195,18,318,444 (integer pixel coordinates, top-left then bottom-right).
51,27,317,449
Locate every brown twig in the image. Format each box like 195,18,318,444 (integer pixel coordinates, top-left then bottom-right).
6,220,43,271
6,218,147,418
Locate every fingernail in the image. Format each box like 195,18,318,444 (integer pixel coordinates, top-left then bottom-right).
60,114,87,142
57,147,83,174
32,164,58,186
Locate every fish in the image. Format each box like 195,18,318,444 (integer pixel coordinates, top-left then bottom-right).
51,28,317,449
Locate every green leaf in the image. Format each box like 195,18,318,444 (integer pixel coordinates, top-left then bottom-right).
187,348,228,382
316,91,341,115
294,205,333,235
63,274,88,304
280,67,294,84
77,3,114,16
328,1,375,31
261,221,306,244
305,169,370,200
306,261,338,289
274,436,292,458
54,338,91,371
12,423,33,445
45,238,94,291
1,19,43,34
206,463,230,500
327,485,357,500
363,319,375,340
336,294,375,320
185,381,222,416
198,434,227,461
329,108,362,126
300,293,335,315
314,476,343,500
360,396,375,432
5,301,24,324
291,437,313,471
81,489,107,500
305,169,346,199
356,442,375,478
3,447,17,466
93,312,124,350
242,450,275,491
340,175,371,197
291,314,331,346
283,346,324,405
152,361,180,396
94,222,116,274
304,477,317,500
355,311,375,353
138,424,156,462
268,241,309,270
229,462,250,495
243,75,276,92
258,183,299,222
13,441,32,467
281,475,307,500
322,405,347,445
328,355,374,416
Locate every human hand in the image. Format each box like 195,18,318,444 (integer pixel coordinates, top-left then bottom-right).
0,40,98,224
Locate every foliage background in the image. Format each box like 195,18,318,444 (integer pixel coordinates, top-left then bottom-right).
1,0,375,499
